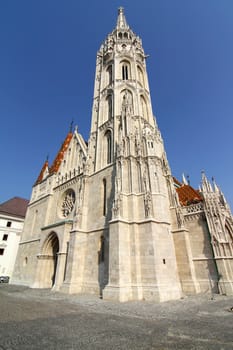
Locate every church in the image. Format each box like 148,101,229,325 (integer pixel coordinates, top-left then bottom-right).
12,8,233,301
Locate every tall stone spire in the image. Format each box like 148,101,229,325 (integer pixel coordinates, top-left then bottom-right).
116,7,128,29
87,8,182,302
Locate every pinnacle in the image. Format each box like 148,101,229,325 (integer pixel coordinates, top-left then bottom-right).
116,7,128,29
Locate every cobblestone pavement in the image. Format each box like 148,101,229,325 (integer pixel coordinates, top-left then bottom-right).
0,285,233,349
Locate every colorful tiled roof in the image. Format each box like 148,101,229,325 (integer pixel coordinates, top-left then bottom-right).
0,197,29,218
173,177,182,187
35,132,73,185
176,184,203,206
49,132,73,175
35,160,49,185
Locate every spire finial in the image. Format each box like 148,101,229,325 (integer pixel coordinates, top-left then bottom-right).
212,176,220,193
117,7,128,29
182,173,188,185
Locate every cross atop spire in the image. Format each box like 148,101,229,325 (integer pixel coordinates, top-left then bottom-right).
116,7,128,29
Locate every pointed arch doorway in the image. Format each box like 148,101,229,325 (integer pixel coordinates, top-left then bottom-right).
39,232,59,288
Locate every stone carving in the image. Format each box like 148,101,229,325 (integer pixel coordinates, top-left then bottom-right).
144,192,152,217
112,194,121,218
61,189,75,217
122,90,133,116
176,207,184,228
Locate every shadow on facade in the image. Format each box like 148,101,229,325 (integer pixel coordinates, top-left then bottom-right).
202,217,220,294
98,157,117,298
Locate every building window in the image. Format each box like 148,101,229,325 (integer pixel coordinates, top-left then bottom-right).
105,130,112,164
0,249,4,255
107,95,113,119
122,65,128,80
121,61,131,81
3,234,8,241
6,221,12,227
103,179,107,216
107,65,113,85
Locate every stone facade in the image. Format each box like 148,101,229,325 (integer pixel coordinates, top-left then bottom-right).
12,8,233,301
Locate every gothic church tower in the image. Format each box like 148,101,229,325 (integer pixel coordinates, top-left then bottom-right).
12,8,233,301
64,7,182,301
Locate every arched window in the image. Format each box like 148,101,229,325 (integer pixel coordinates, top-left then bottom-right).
105,130,112,164
103,179,107,216
107,65,113,85
124,116,127,136
121,61,131,80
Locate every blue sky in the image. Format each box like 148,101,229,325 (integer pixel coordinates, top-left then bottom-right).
0,0,232,209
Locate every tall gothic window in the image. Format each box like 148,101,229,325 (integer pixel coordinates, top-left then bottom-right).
107,65,113,85
105,130,112,164
107,95,113,119
121,61,131,80
103,179,107,216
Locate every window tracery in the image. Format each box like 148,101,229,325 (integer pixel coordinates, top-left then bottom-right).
61,189,75,217
121,60,131,80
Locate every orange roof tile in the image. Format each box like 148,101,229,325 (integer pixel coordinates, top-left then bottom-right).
173,176,182,187
176,184,203,206
49,132,73,175
35,160,49,185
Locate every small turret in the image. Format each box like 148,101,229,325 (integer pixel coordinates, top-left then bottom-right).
201,171,213,193
212,177,220,193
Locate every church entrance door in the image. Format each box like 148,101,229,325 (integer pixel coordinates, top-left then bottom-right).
41,232,59,288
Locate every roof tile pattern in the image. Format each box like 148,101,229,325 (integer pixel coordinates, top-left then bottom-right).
35,160,49,185
35,132,73,185
0,197,29,218
49,132,73,175
176,185,203,206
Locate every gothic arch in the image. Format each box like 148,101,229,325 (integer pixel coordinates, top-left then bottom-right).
104,129,113,164
106,94,113,120
120,60,131,80
120,89,134,116
40,232,60,288
106,64,113,86
103,178,107,216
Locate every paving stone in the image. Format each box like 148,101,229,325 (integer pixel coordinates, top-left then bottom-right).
0,285,232,349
